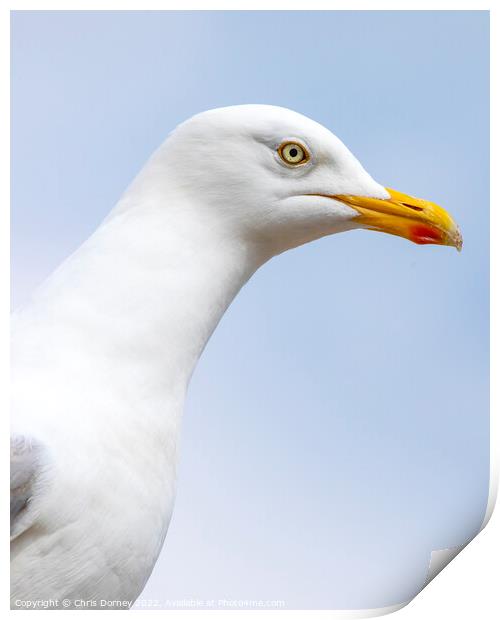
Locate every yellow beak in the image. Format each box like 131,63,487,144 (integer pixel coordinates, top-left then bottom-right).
334,187,463,251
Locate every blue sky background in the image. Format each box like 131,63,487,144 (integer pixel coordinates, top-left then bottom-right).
11,11,489,610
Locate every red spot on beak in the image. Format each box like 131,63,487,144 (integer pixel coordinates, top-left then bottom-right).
409,224,444,245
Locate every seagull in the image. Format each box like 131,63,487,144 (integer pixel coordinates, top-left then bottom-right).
10,105,462,609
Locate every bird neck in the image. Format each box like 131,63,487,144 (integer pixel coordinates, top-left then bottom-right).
30,187,267,401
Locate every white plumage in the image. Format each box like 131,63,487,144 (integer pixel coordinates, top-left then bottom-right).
10,105,460,608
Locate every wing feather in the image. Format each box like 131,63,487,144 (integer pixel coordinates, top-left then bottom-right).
11,434,45,539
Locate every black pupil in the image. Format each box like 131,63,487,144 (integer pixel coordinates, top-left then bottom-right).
289,147,298,158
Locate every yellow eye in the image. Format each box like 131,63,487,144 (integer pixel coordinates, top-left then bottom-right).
279,142,308,165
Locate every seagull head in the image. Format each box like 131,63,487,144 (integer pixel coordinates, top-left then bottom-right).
160,105,462,255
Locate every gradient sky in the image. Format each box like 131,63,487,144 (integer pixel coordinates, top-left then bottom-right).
11,11,489,610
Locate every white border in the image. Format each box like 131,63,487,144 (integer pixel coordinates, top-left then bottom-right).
1,2,495,10
3,2,496,618
2,1,11,616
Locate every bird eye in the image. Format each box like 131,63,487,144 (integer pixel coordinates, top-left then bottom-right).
278,142,308,165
